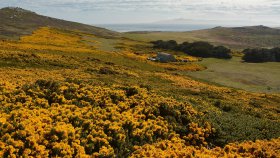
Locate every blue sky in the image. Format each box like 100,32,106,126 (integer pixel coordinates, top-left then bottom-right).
1,0,280,26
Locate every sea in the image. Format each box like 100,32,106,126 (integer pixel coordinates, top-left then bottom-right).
95,24,216,32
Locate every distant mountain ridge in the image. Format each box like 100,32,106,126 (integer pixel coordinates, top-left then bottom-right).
125,25,280,49
186,25,280,48
210,25,280,35
154,18,280,28
0,7,119,39
154,18,221,25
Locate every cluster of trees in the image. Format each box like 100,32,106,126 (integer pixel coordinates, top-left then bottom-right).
151,40,232,59
242,47,280,63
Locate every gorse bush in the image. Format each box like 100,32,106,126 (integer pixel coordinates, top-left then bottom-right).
0,80,214,157
158,73,280,146
0,80,279,157
151,40,232,59
0,27,96,53
131,137,280,157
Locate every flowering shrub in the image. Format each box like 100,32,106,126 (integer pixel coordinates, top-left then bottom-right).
131,137,280,158
0,80,213,157
0,27,97,53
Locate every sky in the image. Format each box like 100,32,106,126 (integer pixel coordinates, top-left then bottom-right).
0,0,280,26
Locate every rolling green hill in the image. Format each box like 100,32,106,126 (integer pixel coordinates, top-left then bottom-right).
125,25,280,49
0,7,120,39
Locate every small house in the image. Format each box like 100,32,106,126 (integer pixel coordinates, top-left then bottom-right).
156,52,177,63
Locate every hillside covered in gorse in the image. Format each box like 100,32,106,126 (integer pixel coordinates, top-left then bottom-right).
0,7,279,158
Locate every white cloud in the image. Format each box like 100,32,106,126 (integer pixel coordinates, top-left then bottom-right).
0,0,279,25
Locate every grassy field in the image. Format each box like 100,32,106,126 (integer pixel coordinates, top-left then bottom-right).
124,28,280,93
186,57,280,93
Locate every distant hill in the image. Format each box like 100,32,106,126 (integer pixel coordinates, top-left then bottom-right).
154,18,222,26
0,7,119,39
125,25,280,49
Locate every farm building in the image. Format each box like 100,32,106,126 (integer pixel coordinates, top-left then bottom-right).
156,52,177,62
